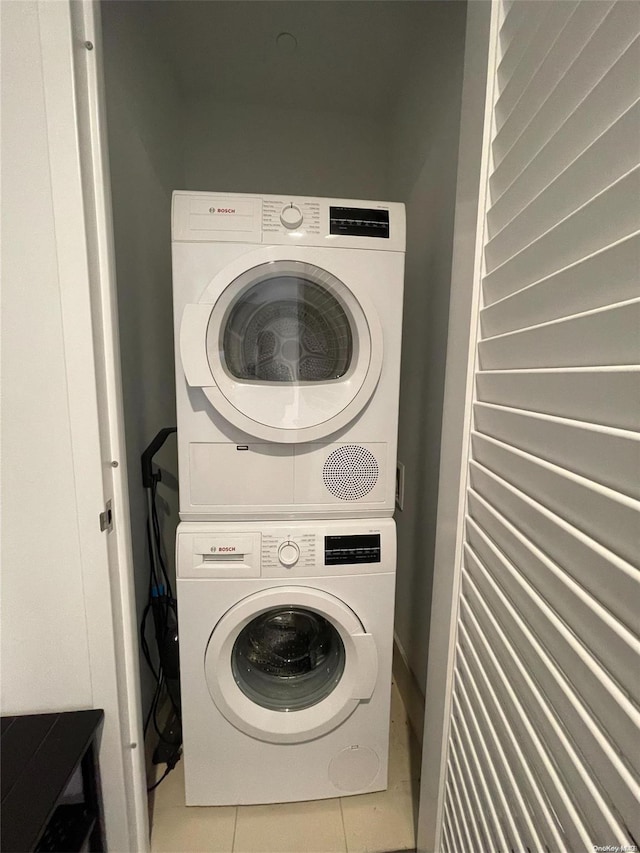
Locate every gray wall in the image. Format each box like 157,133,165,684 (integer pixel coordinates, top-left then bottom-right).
389,2,468,692
100,0,468,714
183,96,389,199
101,1,184,712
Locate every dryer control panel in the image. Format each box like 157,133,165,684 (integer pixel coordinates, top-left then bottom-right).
263,199,321,236
172,191,405,252
260,196,401,249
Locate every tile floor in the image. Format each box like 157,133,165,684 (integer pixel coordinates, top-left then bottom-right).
149,681,420,853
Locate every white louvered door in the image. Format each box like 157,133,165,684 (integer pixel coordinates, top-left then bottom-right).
426,2,640,851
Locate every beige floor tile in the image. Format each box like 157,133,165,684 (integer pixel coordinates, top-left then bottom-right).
150,687,418,852
233,798,347,853
390,729,421,795
389,681,408,733
387,730,412,791
388,681,421,792
388,691,411,789
151,803,237,853
389,684,412,759
340,781,416,853
152,760,187,811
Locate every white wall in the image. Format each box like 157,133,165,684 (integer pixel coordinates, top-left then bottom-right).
389,1,468,692
0,0,94,713
184,97,389,199
101,1,184,712
2,7,145,846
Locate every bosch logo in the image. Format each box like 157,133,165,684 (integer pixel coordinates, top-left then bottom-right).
219,546,236,552
210,207,236,214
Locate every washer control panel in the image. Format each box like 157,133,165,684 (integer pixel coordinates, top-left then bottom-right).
262,532,317,573
173,191,405,251
178,521,394,579
278,541,300,566
259,527,387,577
263,199,321,236
279,204,304,230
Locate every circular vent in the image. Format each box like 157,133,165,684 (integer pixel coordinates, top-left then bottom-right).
322,445,379,501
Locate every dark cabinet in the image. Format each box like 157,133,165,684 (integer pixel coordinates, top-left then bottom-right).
1,710,105,852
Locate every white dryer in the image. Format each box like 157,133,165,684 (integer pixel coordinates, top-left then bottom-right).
176,518,396,805
172,192,405,520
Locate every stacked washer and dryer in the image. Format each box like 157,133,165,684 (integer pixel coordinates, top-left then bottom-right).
171,191,405,805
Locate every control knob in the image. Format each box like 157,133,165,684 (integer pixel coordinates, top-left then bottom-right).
280,204,303,230
278,541,300,567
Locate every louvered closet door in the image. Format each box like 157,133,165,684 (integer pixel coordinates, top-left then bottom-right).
442,2,640,851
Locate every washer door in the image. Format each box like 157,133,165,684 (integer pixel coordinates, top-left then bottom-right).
204,587,378,744
180,251,383,442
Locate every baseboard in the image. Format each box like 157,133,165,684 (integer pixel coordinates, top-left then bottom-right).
392,634,425,745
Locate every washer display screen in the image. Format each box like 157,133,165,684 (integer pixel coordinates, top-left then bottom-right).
329,207,390,238
325,534,381,565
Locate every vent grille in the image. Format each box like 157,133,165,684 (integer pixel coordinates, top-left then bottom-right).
322,445,379,501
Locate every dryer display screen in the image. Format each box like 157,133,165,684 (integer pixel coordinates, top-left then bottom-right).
329,207,389,238
324,534,381,565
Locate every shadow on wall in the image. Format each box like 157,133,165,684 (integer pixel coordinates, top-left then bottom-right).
101,0,184,715
391,0,468,696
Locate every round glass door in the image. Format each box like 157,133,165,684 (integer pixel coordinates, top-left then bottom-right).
180,251,384,441
223,278,353,383
204,586,378,742
211,261,357,385
231,607,346,711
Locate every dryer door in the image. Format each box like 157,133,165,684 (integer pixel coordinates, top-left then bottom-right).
204,586,378,744
180,251,383,442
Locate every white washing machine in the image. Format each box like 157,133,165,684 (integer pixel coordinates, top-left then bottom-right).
176,518,396,805
172,191,405,520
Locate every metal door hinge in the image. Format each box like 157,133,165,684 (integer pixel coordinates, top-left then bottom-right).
100,500,113,532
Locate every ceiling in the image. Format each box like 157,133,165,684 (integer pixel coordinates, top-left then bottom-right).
139,1,451,118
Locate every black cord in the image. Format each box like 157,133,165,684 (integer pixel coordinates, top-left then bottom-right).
151,479,173,598
138,430,182,793
152,689,166,740
148,475,181,722
143,675,181,751
140,603,160,682
143,676,163,738
146,491,162,590
147,765,171,793
147,746,181,793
